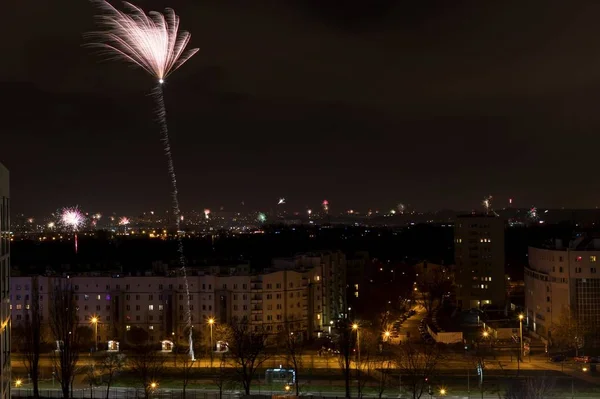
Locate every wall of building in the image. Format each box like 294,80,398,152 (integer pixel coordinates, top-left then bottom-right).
525,246,600,340
0,163,10,399
454,215,506,309
11,252,345,348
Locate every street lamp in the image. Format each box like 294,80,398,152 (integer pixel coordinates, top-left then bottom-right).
90,316,99,351
15,379,22,388
439,388,447,396
208,318,215,351
384,331,391,342
150,382,158,390
518,314,524,362
352,323,360,364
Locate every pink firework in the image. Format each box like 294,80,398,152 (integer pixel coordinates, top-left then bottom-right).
60,207,85,254
89,1,199,83
60,207,85,231
119,217,130,226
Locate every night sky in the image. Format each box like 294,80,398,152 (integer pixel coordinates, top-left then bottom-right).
3,0,600,217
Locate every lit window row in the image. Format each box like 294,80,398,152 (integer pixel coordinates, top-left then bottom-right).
480,238,492,243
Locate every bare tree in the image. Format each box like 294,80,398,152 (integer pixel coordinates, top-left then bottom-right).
505,376,556,399
18,277,43,398
550,306,590,356
280,325,304,396
128,346,166,399
181,356,195,399
49,280,81,399
335,319,355,399
374,358,393,399
393,342,444,399
212,355,232,399
83,364,101,399
416,269,451,316
227,319,271,395
101,353,125,399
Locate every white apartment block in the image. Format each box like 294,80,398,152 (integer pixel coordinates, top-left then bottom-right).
0,163,10,399
526,237,600,343
11,251,346,348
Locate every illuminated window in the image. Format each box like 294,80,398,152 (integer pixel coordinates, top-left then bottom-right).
97,295,101,300
148,305,154,311
591,256,597,262
158,305,163,311
126,325,131,331
149,326,154,330
317,314,321,320
16,304,22,310
354,292,359,298
315,276,320,281
354,284,359,290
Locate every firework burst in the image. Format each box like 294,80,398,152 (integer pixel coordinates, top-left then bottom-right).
90,1,199,360
88,1,199,83
60,207,85,231
59,207,86,254
119,216,130,226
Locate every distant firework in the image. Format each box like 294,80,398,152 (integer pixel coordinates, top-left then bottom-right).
257,213,267,223
119,217,130,226
528,207,539,221
307,209,312,216
482,195,493,213
60,207,85,231
204,209,210,219
397,203,406,214
322,200,329,213
278,198,286,205
60,206,85,254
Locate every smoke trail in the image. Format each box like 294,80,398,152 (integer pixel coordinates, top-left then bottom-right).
153,83,195,361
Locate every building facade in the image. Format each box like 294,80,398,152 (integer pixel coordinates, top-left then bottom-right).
0,163,10,399
525,237,600,342
454,214,506,309
11,252,346,348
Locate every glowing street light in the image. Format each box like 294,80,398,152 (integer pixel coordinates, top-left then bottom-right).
90,316,99,351
352,323,360,363
384,331,391,342
15,379,22,388
439,388,447,396
518,314,524,362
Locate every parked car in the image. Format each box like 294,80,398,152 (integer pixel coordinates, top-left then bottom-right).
574,356,591,363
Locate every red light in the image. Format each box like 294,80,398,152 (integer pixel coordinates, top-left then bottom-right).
577,256,582,262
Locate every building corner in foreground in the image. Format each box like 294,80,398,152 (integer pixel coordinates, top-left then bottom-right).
0,163,9,399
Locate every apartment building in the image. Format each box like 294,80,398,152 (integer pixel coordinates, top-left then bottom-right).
525,237,600,343
11,251,346,348
455,214,506,309
0,163,10,399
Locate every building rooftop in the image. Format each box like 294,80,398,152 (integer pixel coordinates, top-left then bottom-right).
537,235,600,251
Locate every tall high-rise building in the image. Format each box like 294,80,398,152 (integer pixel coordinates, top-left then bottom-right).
0,163,10,399
454,214,506,309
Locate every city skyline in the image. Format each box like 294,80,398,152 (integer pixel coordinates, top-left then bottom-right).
4,1,600,215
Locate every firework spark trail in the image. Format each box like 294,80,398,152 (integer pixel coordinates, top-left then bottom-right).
90,0,199,360
154,82,195,360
